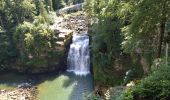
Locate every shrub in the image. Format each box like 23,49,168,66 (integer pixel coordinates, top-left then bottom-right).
84,93,102,100
122,60,170,100
26,58,48,68
110,86,126,100
14,19,55,69
46,12,56,24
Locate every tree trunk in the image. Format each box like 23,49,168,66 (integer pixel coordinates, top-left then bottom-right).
158,20,165,58
140,56,150,75
165,43,169,66
0,16,4,28
157,1,166,58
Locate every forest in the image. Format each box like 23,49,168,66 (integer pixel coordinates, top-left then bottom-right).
0,0,170,100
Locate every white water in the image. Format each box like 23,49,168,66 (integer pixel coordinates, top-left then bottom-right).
67,34,90,76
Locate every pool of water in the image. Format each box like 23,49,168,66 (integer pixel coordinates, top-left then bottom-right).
0,73,30,90
0,72,93,100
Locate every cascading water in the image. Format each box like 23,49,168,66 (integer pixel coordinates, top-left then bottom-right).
67,33,90,76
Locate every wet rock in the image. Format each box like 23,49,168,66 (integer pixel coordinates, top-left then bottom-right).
50,11,88,53
17,83,32,88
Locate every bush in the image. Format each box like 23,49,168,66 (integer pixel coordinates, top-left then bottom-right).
110,86,126,100
46,12,56,24
93,53,124,86
122,60,170,100
14,21,54,57
84,93,102,100
26,58,48,68
14,18,55,69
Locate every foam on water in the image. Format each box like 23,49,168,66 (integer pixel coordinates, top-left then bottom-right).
67,34,90,76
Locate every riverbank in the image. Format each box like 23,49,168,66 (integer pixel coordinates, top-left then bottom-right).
0,87,37,100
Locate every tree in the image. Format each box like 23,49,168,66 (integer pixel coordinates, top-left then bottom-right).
52,0,65,10
39,0,48,21
84,0,124,85
44,0,53,11
121,0,170,74
0,0,53,69
0,26,10,69
122,0,170,57
14,19,54,66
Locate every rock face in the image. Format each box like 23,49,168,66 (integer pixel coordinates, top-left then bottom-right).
63,12,88,33
0,87,37,100
50,11,88,71
50,11,88,59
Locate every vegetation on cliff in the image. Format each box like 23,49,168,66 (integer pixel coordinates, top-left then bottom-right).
0,0,79,73
84,0,170,99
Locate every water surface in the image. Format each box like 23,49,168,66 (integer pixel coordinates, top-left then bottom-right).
0,72,93,100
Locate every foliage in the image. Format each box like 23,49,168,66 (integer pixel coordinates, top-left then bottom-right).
84,0,126,86
26,58,48,68
0,0,35,25
66,0,84,5
0,30,10,70
39,0,49,21
0,0,57,70
51,0,84,10
14,19,54,67
0,0,37,67
109,86,126,100
166,21,170,41
52,0,66,10
34,0,55,24
122,60,170,100
85,0,170,87
46,11,56,24
122,0,170,57
44,0,53,11
84,93,102,100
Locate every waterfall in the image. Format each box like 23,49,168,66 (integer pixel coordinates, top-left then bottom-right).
67,34,90,76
